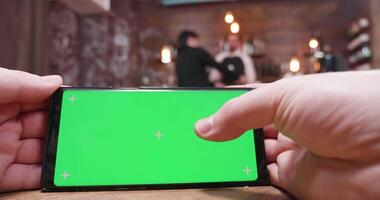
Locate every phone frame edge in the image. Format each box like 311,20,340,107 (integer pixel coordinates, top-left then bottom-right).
41,87,270,192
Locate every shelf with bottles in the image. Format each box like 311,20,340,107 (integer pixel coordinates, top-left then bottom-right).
347,33,371,52
348,45,372,65
347,17,372,70
348,18,370,39
355,63,372,71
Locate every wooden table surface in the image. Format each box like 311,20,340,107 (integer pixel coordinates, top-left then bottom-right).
0,186,291,200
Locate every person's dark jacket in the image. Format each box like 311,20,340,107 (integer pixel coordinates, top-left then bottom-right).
175,46,238,87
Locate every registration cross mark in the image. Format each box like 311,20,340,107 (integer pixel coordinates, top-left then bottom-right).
61,171,70,180
68,95,77,103
155,130,164,139
244,166,252,175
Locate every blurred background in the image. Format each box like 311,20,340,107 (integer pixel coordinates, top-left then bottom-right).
0,0,378,87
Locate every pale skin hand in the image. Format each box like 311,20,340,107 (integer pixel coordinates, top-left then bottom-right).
195,71,380,200
0,68,62,192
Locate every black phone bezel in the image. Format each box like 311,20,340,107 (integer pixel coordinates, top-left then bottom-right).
41,87,269,192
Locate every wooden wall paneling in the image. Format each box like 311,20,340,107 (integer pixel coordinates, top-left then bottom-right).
370,0,380,68
31,0,49,75
0,1,19,69
15,0,49,75
15,0,32,71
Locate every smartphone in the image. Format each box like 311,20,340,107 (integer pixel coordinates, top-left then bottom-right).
41,87,268,191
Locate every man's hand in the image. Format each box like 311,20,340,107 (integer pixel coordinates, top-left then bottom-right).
0,68,62,192
195,71,380,200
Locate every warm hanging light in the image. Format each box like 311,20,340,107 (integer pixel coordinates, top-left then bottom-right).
230,22,240,34
161,46,171,64
289,57,300,73
309,37,319,49
224,11,234,24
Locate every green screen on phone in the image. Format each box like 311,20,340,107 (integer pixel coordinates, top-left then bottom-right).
53,89,258,187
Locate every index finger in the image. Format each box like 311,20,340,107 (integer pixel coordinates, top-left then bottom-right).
195,82,282,141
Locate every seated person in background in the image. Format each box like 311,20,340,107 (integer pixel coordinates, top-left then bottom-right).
175,30,238,87
210,34,257,86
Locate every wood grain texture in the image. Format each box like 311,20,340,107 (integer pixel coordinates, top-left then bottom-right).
0,187,291,200
0,0,18,68
370,0,380,68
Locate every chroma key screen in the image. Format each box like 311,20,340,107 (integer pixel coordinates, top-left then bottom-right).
53,89,259,186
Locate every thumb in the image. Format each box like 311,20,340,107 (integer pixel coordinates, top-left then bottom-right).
195,83,282,141
0,68,63,104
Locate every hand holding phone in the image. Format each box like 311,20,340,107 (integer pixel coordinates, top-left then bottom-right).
0,68,62,192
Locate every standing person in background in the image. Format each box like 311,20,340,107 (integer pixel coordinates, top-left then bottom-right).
211,34,257,86
175,31,238,87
